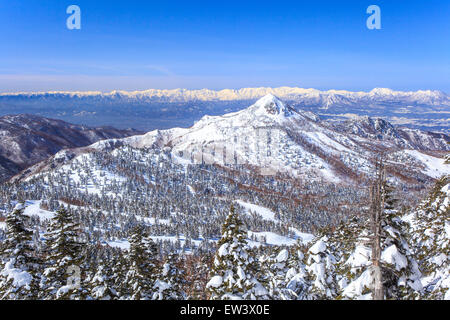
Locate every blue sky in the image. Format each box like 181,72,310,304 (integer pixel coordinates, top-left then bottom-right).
0,0,449,93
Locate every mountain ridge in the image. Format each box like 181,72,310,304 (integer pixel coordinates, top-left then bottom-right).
1,87,448,133
0,114,142,182
1,86,448,105
12,95,449,184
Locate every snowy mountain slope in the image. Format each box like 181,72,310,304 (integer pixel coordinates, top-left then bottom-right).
329,116,449,151
12,95,449,184
0,114,141,182
118,95,448,181
235,200,314,244
7,144,335,255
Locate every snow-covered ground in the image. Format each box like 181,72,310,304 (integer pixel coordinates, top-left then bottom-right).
403,150,450,178
22,200,55,220
236,200,314,245
106,236,217,253
247,231,297,247
236,200,277,222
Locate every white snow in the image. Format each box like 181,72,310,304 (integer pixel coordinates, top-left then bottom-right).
218,244,229,257
403,150,449,178
289,228,315,244
346,245,371,268
309,238,327,255
4,87,448,106
22,200,55,220
0,258,32,290
381,245,408,271
247,231,297,247
236,200,277,222
342,269,373,300
106,240,130,250
236,200,313,244
304,131,351,153
276,249,289,263
206,275,223,288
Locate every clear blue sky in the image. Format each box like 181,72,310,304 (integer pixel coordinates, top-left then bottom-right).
0,0,449,93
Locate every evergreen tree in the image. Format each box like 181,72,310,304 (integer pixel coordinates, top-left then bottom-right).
0,204,41,300
123,225,161,300
185,254,212,300
264,247,290,299
206,205,268,300
406,176,449,300
342,182,422,300
283,243,309,300
89,263,118,300
303,217,364,300
304,234,339,299
41,206,86,300
159,253,185,300
111,249,129,299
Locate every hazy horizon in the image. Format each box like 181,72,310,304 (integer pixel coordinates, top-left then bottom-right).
0,85,448,96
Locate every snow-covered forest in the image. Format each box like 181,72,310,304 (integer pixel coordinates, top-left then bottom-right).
0,154,448,299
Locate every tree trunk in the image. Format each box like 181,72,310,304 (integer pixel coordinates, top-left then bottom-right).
370,160,385,300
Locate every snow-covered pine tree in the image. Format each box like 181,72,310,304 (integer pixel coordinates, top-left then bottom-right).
41,206,86,300
255,246,274,298
89,263,118,300
283,242,309,300
304,233,340,299
263,247,291,299
206,205,268,300
123,225,161,300
405,176,449,300
257,245,308,300
158,253,185,300
0,203,41,300
303,217,364,300
111,249,129,299
305,232,344,298
185,253,212,300
342,181,422,300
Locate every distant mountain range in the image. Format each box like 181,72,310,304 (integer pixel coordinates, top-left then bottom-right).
0,87,448,132
13,95,449,185
0,114,141,181
2,87,449,104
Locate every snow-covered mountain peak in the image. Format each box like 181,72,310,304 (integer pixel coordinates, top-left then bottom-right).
253,94,288,115
11,95,449,185
189,94,300,131
370,88,396,96
248,94,297,123
355,116,394,130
